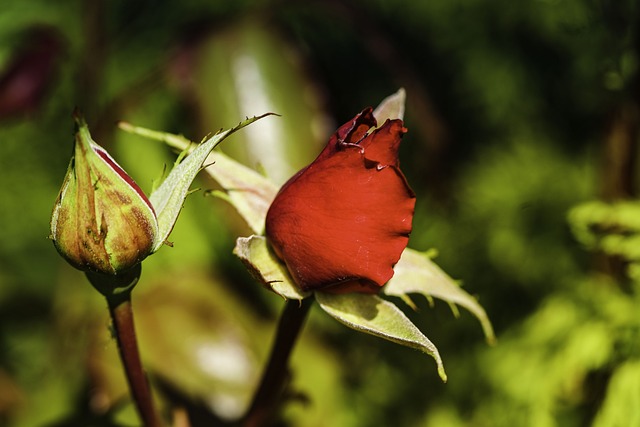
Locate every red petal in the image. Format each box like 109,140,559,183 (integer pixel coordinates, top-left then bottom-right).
316,108,377,161
360,119,406,167
266,116,415,293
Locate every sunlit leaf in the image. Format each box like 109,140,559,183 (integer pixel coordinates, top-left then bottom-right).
119,121,278,235
233,235,309,300
385,248,496,344
568,200,640,262
185,21,330,185
119,114,274,250
315,292,447,382
204,152,278,235
593,360,640,427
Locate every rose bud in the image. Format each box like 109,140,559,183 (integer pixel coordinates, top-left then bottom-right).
50,112,158,276
265,108,416,293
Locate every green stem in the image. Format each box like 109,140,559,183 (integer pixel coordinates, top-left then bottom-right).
241,298,313,427
108,292,163,427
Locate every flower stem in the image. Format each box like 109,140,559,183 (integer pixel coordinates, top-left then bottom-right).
107,291,163,427
241,298,313,427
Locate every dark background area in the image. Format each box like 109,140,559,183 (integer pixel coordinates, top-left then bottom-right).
1,0,640,426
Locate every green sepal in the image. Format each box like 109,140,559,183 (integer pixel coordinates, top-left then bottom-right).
85,263,141,300
233,235,309,300
120,114,275,250
201,151,279,235
384,248,496,345
315,291,447,382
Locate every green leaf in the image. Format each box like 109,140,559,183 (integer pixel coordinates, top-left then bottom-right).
204,151,278,234
384,248,496,345
233,235,309,300
372,88,406,122
568,200,640,261
315,292,447,382
187,21,328,186
119,115,273,250
120,120,278,235
593,360,640,427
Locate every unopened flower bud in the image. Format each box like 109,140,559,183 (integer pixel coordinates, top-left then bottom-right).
265,108,415,294
50,111,158,276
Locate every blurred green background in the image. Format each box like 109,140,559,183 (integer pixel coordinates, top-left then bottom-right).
2,0,640,426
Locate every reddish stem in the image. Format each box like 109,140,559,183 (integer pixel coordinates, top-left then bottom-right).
108,292,163,427
241,298,312,427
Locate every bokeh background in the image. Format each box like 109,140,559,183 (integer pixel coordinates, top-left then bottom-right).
2,0,640,426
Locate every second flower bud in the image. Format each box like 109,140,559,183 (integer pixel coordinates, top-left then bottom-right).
50,112,158,276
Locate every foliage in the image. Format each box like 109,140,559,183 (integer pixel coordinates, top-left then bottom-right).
1,0,639,426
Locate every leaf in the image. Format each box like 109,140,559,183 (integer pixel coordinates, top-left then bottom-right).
373,88,406,123
120,121,278,235
568,200,640,261
593,360,640,427
315,292,447,382
233,235,309,300
204,151,278,234
384,248,496,344
119,115,274,250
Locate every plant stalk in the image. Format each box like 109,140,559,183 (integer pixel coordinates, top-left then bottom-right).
108,292,163,427
242,298,313,427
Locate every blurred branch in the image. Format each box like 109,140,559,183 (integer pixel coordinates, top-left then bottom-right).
75,0,166,143
601,103,639,201
595,12,640,284
601,1,640,201
0,369,23,420
241,298,312,427
77,0,108,119
153,375,225,427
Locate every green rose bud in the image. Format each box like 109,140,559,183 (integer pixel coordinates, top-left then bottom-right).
50,111,158,276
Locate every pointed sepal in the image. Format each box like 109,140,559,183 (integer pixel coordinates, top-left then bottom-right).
384,248,496,344
315,291,447,382
233,235,309,300
120,114,275,248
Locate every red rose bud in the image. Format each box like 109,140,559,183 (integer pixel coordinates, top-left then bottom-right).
265,108,416,293
50,112,158,276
